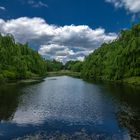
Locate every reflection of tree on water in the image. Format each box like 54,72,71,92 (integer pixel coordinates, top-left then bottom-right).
104,83,140,139
0,84,25,121
117,109,140,139
14,129,128,140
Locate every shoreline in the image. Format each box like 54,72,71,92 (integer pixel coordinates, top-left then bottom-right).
0,76,45,85
47,70,81,78
0,71,140,87
47,71,140,86
83,77,140,87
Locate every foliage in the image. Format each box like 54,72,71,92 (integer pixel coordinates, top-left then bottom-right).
0,34,47,80
65,61,83,72
46,59,63,72
123,77,140,86
81,23,140,81
47,70,81,78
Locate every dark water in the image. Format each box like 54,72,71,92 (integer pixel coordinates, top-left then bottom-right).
0,76,140,140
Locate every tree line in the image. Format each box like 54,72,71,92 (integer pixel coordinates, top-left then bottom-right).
81,23,140,81
0,34,63,81
65,23,140,82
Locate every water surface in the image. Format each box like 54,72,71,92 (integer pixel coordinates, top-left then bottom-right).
0,76,140,139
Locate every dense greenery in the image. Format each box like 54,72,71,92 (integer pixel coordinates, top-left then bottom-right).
0,34,47,81
46,60,63,72
81,23,140,81
65,61,83,72
47,70,81,78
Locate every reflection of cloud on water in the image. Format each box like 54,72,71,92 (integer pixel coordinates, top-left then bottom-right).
11,77,105,125
12,104,103,125
1,76,137,139
12,107,49,125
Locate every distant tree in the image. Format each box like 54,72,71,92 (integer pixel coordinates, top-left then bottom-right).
65,61,83,72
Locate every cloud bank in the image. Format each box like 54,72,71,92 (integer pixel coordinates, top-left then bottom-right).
0,17,117,62
105,0,140,13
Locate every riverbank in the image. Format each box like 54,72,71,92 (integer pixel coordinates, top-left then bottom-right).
83,76,140,86
0,71,80,85
47,71,140,86
2,71,139,86
16,77,44,84
122,77,140,86
104,77,140,86
47,70,81,78
0,76,45,85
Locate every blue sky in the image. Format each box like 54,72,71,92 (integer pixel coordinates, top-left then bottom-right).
0,0,140,62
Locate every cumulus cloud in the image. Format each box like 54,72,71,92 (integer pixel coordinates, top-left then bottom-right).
0,17,117,62
105,0,140,13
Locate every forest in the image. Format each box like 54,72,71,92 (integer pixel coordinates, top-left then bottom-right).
0,34,63,82
64,61,83,72
81,23,140,83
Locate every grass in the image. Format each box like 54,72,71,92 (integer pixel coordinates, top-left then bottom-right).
123,77,140,86
47,71,140,86
17,78,44,84
0,75,45,85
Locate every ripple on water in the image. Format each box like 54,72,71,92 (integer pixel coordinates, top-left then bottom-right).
0,76,139,140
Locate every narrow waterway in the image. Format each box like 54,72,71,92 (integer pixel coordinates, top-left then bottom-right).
0,76,140,140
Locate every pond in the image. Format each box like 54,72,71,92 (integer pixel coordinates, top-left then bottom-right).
0,76,140,140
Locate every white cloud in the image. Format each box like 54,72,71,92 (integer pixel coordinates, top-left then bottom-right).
105,0,140,13
0,6,6,11
0,17,117,62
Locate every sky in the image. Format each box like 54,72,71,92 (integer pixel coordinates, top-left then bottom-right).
0,0,140,62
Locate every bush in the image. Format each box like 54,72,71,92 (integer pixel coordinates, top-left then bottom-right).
2,70,16,80
0,74,4,82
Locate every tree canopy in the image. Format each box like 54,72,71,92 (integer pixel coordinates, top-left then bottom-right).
81,23,140,81
65,61,83,72
46,59,63,72
0,34,47,81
